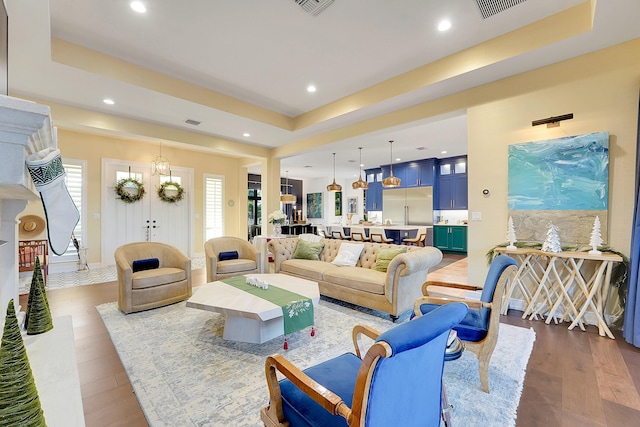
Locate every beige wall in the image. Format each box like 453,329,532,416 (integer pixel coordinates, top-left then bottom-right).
467,41,639,284
52,129,250,263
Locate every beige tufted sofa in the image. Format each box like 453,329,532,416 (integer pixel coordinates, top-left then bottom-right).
268,238,443,320
115,242,192,314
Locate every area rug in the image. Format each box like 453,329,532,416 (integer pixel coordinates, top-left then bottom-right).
97,299,535,427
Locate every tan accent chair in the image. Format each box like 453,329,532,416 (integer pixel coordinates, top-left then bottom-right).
115,242,192,314
204,236,261,282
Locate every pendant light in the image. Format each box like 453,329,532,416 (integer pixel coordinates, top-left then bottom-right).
327,152,342,192
151,142,170,176
351,147,368,190
280,171,296,204
382,140,401,188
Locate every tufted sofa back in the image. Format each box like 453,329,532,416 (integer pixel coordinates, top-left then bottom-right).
270,238,423,271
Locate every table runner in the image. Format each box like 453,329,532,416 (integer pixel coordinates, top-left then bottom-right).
220,276,314,334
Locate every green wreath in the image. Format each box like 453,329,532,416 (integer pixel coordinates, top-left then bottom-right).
115,178,145,203
157,181,185,203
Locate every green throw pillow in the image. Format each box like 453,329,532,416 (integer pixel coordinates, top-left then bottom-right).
293,240,324,260
375,247,407,272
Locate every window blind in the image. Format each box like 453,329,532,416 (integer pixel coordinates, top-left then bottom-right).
58,159,86,259
204,175,224,241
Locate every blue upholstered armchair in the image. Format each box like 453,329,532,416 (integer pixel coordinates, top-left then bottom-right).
260,303,468,427
414,254,518,393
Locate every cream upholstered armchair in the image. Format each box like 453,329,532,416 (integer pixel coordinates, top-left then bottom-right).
115,242,192,314
204,236,261,282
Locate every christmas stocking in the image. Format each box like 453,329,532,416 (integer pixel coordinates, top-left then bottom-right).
26,147,79,255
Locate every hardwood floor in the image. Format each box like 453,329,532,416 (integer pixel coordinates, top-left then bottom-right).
21,257,640,426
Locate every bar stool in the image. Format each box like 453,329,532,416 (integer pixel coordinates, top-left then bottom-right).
403,227,427,246
369,227,393,243
350,225,369,242
331,226,351,240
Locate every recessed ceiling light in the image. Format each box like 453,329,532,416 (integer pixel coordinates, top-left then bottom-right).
130,1,146,13
307,85,317,93
441,150,448,154
243,133,250,137
437,19,451,32
395,158,401,162
103,98,115,105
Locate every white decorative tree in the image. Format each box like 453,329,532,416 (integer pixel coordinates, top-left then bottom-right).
541,222,562,253
506,216,517,250
588,216,603,255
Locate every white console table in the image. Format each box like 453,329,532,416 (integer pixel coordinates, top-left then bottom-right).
495,247,623,339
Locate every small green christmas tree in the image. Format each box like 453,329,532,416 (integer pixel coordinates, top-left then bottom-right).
0,300,47,426
24,258,53,335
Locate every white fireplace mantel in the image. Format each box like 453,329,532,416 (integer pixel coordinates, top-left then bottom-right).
0,94,55,325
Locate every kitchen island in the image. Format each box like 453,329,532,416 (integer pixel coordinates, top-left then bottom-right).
325,225,433,245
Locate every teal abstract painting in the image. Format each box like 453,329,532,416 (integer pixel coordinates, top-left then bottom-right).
508,132,609,210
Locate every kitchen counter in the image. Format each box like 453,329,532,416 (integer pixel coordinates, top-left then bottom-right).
326,225,433,245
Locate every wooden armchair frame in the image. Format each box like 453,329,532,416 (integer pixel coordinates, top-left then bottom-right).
414,262,517,393
260,324,386,427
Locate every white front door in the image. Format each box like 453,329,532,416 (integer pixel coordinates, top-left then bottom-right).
102,159,193,266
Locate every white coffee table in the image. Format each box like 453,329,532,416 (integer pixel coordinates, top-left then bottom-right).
186,273,320,344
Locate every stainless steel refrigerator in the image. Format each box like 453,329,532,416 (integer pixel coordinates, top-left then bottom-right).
382,187,433,225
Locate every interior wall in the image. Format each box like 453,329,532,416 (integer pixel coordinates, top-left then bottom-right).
467,50,639,284
303,177,366,226
55,129,246,263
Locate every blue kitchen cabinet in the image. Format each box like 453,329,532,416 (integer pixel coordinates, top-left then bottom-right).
435,156,467,210
365,181,383,211
436,175,468,210
380,158,435,188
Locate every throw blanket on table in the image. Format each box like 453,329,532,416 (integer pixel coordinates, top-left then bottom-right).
220,276,314,334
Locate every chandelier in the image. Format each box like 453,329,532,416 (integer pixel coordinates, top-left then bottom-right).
280,171,296,204
151,142,170,176
382,140,401,188
351,147,368,190
326,152,342,192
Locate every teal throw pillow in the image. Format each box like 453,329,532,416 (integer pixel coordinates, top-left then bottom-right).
375,247,407,272
292,240,324,261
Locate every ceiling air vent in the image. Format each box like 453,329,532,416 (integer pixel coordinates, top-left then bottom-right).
474,0,527,19
293,0,334,16
184,119,201,126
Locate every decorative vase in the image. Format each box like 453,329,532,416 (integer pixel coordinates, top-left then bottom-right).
273,223,282,236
